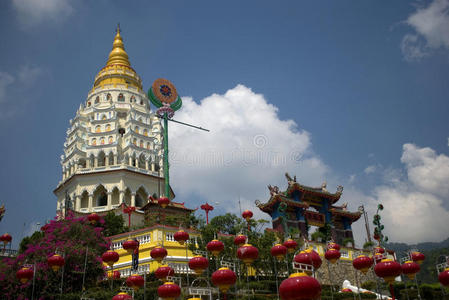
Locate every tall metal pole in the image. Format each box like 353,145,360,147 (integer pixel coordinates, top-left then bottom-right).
60,263,65,298
327,261,334,300
81,246,88,293
185,243,190,286
31,264,36,300
274,258,280,300
163,113,169,198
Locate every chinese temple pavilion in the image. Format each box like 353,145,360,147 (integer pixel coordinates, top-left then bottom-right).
256,173,361,244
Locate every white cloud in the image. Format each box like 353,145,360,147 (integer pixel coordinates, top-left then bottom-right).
368,143,449,243
401,0,449,60
0,65,44,119
170,85,329,221
12,0,74,28
0,72,15,103
364,165,377,174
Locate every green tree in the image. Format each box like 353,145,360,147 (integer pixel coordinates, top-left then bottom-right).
102,211,126,236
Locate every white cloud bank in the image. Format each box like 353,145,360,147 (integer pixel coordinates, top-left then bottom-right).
169,85,448,244
401,0,449,61
12,0,74,28
170,85,329,220
370,144,449,243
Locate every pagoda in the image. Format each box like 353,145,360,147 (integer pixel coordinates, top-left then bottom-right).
54,25,169,220
256,173,361,244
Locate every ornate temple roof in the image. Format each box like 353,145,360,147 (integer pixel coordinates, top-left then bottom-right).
285,182,343,203
256,194,309,213
330,207,362,221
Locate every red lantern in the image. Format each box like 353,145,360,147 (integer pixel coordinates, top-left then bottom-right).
271,244,288,261
108,270,121,279
126,274,144,290
211,267,237,293
87,213,100,224
439,268,449,287
155,265,174,281
207,239,224,257
401,260,420,280
47,254,65,272
158,197,170,208
189,255,209,275
234,234,247,247
112,292,133,300
353,255,373,274
0,233,12,247
158,281,181,300
327,242,340,251
374,247,385,254
325,248,341,264
279,272,321,300
294,249,322,270
283,239,298,253
242,210,253,221
411,251,425,265
174,230,189,245
102,250,119,267
237,244,259,266
151,246,168,263
373,252,384,264
122,239,139,254
16,266,34,283
374,259,402,284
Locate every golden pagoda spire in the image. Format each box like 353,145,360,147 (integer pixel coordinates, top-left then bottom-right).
106,23,131,67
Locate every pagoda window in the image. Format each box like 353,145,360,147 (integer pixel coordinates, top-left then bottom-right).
143,129,148,136
95,96,100,104
146,142,150,149
106,124,111,131
80,191,88,208
118,93,125,102
130,96,135,103
92,138,97,146
93,185,107,206
133,138,137,145
139,140,143,148
106,93,112,101
101,114,107,120
98,151,106,166
138,117,143,123
87,102,91,107
140,99,144,105
95,125,101,133
108,136,113,144
134,126,139,134
100,137,105,145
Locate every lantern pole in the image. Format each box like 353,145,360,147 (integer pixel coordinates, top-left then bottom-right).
326,260,334,300
60,253,65,297
273,257,280,300
81,245,89,293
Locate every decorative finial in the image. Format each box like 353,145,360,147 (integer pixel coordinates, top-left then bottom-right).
116,23,121,34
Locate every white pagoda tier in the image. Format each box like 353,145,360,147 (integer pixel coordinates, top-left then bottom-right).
54,26,171,217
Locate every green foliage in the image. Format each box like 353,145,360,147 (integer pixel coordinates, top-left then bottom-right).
318,223,332,242
342,237,354,246
102,211,125,236
361,280,377,291
311,230,326,242
18,230,44,253
363,241,375,249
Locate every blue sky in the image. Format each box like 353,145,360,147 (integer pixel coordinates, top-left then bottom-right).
1,0,449,247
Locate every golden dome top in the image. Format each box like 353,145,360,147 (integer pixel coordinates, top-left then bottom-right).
106,24,130,67
93,24,142,91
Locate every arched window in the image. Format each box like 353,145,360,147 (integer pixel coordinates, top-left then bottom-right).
107,93,112,100
95,96,100,104
140,99,144,105
87,102,91,107
108,136,113,144
143,129,148,136
140,140,143,148
146,142,150,149
118,93,125,102
92,138,97,146
95,125,101,133
130,96,135,103
133,138,137,145
134,126,139,134
138,117,143,123
102,114,107,120
106,124,111,131
100,137,105,145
